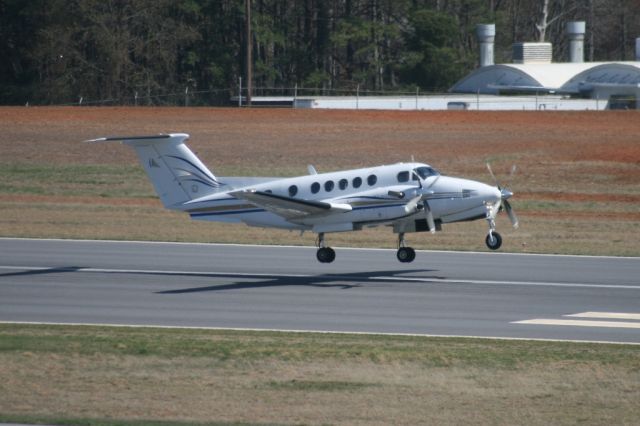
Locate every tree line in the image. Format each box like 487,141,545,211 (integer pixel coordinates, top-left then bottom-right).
1,0,639,105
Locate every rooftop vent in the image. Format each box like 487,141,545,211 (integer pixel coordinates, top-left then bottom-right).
512,42,552,64
566,21,585,63
476,24,495,67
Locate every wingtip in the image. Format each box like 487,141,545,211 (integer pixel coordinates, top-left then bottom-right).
83,137,108,143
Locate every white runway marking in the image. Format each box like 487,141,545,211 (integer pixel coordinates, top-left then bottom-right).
0,265,308,278
371,276,640,290
1,265,639,291
513,319,640,329
513,312,640,329
565,312,640,321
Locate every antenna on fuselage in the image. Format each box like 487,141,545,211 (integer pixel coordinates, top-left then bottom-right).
307,165,318,175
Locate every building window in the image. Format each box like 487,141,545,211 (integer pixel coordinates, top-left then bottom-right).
288,185,298,197
311,182,320,194
367,174,377,186
324,180,335,192
339,178,348,190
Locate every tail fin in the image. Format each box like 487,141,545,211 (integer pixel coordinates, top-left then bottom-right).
87,133,222,208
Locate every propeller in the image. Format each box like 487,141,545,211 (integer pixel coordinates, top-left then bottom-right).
423,200,436,234
395,171,438,234
486,162,519,229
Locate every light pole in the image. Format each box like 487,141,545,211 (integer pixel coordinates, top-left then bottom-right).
245,0,252,107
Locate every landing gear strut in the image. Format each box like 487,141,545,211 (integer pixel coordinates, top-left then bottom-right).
485,212,502,250
316,233,336,263
396,233,416,263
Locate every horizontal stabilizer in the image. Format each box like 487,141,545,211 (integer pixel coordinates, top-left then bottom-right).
85,134,172,143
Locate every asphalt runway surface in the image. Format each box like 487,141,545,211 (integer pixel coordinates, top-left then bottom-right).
1,238,639,344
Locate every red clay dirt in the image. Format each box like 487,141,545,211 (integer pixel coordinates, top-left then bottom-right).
1,106,639,205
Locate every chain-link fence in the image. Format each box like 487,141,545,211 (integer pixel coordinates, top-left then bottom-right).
23,85,639,111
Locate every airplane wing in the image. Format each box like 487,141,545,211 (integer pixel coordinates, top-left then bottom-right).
230,189,352,220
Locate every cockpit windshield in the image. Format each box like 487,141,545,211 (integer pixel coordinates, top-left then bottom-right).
413,166,440,180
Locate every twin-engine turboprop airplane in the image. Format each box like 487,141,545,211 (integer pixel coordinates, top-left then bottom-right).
87,133,518,263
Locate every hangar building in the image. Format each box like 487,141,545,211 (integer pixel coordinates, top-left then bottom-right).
450,22,640,108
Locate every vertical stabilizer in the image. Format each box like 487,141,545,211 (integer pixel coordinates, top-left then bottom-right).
88,133,221,208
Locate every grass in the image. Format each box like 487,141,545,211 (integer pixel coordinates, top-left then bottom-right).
2,196,639,256
2,137,639,256
0,417,263,426
0,163,153,198
1,324,639,425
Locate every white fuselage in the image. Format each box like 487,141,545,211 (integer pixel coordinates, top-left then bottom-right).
179,162,501,233
88,133,515,262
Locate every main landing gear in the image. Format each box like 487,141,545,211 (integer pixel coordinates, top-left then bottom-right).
316,233,336,263
315,232,416,264
397,233,416,263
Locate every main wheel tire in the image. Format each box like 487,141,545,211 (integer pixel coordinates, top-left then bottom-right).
406,247,416,262
317,247,336,263
397,247,415,263
485,232,502,250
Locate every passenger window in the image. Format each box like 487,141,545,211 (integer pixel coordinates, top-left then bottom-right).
353,177,362,188
367,174,377,186
339,179,348,190
264,190,273,194
288,185,298,197
397,171,410,183
324,180,335,192
311,182,320,194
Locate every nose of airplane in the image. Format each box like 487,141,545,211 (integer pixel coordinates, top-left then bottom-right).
479,183,502,204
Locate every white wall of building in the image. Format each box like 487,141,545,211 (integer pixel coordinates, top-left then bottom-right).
293,95,607,111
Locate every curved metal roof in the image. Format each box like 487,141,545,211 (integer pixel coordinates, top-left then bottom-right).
450,62,640,94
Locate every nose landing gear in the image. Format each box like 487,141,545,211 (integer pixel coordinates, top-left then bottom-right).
485,209,503,250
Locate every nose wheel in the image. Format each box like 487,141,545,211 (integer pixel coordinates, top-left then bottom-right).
485,231,502,250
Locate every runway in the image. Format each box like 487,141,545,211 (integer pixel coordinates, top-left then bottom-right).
1,238,639,344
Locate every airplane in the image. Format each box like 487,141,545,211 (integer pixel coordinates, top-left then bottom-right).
87,133,518,263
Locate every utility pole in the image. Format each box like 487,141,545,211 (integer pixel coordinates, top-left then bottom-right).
245,0,252,107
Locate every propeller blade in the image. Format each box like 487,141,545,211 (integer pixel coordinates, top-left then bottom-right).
424,200,436,234
486,162,499,187
503,200,519,229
